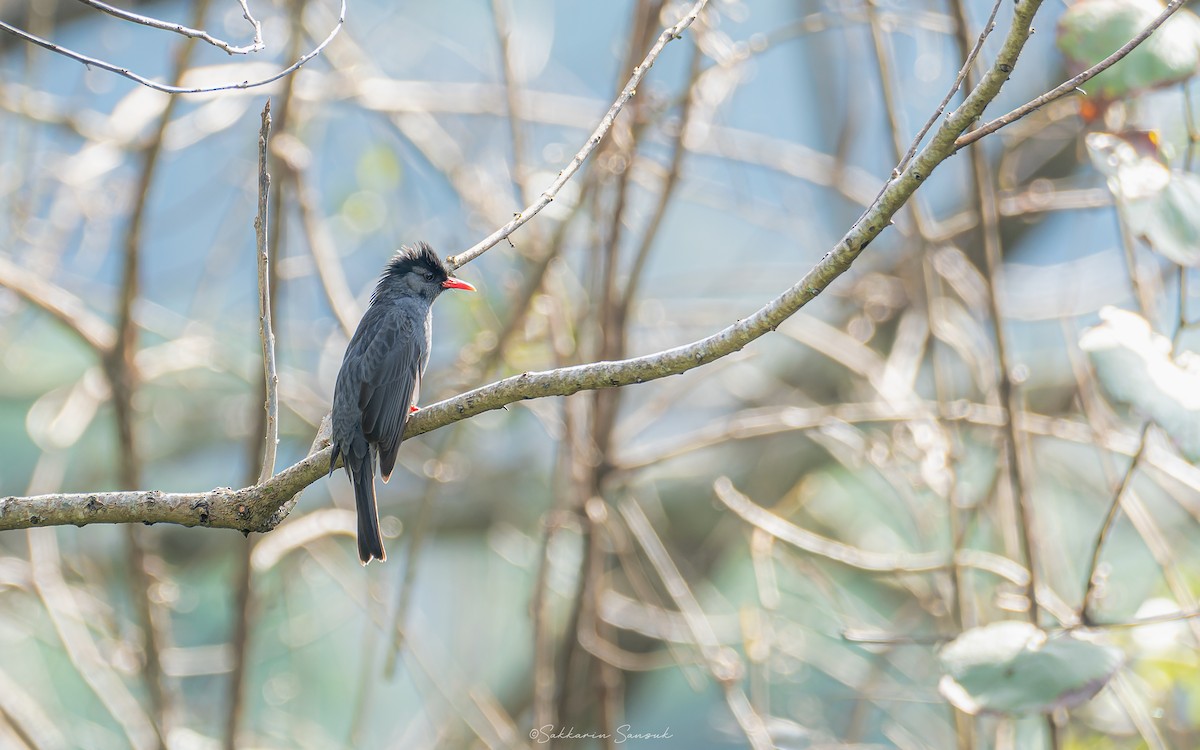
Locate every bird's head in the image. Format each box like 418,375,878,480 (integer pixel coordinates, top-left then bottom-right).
375,242,476,303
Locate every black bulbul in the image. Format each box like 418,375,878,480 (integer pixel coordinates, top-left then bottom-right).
330,243,475,563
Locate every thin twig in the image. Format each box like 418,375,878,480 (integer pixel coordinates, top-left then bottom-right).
447,0,709,269
715,477,947,572
588,0,666,512
896,0,1002,176
951,5,1043,628
858,0,934,240
296,541,520,749
221,104,275,750
0,664,68,750
0,0,345,95
225,13,308,741
467,177,596,380
1118,485,1200,642
490,0,531,207
0,254,115,352
313,17,519,233
955,0,1189,150
279,145,360,336
1183,84,1200,171
382,431,463,676
864,0,912,170
617,36,702,326
380,0,600,676
529,300,588,734
222,540,254,750
1113,200,1155,320
1109,673,1169,750
618,499,773,750
74,0,264,54
111,11,214,738
938,0,988,659
1079,423,1147,624
255,101,277,483
28,528,161,750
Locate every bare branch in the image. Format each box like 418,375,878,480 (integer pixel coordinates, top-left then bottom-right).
0,664,68,750
0,254,115,352
275,137,361,336
447,0,709,269
895,0,1002,176
9,370,1173,564
254,101,278,483
29,529,161,750
714,477,947,573
0,0,345,95
0,453,324,532
74,0,265,55
955,0,1188,150
490,0,531,204
618,499,773,750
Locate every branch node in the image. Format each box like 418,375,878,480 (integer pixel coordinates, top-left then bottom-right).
192,499,211,525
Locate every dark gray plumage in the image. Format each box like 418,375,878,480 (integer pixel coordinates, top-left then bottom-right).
330,243,475,563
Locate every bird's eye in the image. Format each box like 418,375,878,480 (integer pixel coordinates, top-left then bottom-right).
423,272,435,281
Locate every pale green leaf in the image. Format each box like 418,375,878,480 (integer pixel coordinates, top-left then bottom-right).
1080,306,1200,459
938,622,1123,715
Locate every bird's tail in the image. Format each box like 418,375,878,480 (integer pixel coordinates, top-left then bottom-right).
348,451,387,564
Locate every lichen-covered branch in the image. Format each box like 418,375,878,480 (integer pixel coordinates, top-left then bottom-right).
0,452,326,533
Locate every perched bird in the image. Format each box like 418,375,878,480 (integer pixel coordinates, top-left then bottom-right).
330,243,475,563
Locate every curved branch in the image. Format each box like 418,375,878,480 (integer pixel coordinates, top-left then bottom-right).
713,477,947,572
0,0,344,95
0,0,1047,534
75,0,265,55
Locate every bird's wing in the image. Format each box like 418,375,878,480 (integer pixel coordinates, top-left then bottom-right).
355,309,423,483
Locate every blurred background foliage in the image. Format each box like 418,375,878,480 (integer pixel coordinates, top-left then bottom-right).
2,0,1200,748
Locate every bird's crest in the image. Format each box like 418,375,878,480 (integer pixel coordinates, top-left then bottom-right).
383,242,448,281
